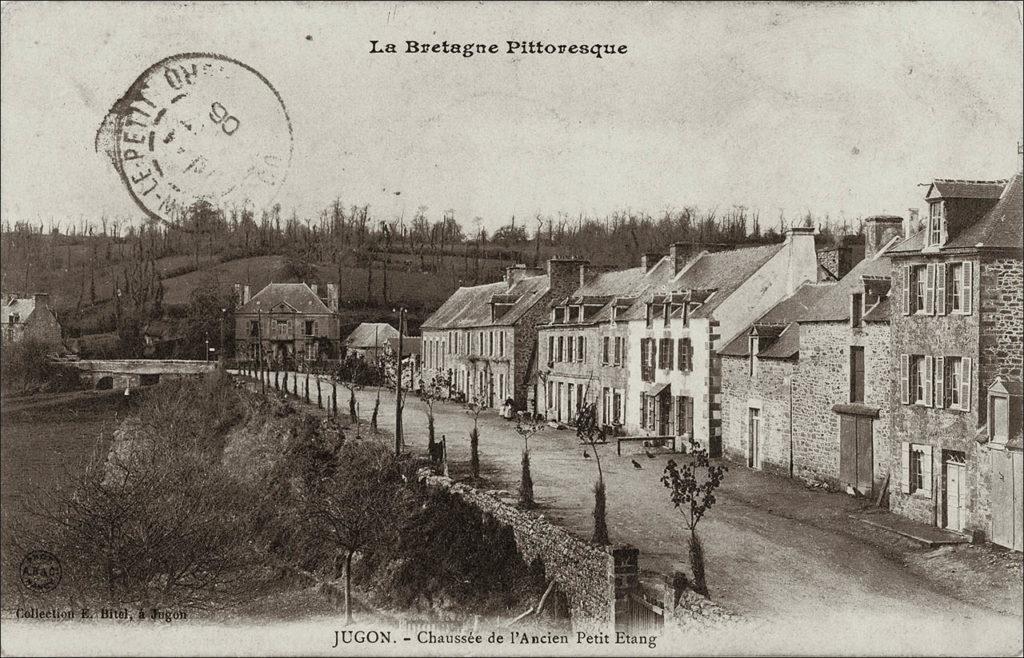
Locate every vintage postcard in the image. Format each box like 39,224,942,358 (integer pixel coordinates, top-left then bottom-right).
1,1,1022,655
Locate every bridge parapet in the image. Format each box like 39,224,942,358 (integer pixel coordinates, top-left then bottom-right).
61,359,217,389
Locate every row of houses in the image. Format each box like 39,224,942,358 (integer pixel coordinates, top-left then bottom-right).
420,172,1023,551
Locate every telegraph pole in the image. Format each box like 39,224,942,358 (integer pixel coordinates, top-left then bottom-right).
395,306,406,457
257,308,265,394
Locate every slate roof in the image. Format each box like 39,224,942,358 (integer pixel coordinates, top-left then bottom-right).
892,174,1022,255
1,297,38,324
800,252,894,322
926,179,1008,200
422,274,549,329
618,242,786,321
344,323,398,348
945,173,1022,250
237,283,333,315
718,282,836,358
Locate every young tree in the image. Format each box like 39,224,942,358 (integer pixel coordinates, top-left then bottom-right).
575,401,609,545
465,396,486,480
418,372,452,459
513,419,544,508
334,353,374,422
304,440,403,623
660,437,728,598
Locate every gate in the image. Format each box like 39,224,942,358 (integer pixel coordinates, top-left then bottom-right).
991,449,1023,551
839,414,874,496
619,592,664,634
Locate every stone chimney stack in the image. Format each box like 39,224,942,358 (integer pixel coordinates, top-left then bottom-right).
669,242,704,275
907,208,921,233
863,215,905,257
547,258,588,299
326,283,339,312
640,253,662,272
243,285,251,305
310,283,318,297
33,293,50,308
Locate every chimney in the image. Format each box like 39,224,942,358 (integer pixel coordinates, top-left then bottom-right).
326,283,339,312
33,293,50,308
640,253,662,272
310,283,318,297
907,208,921,233
547,258,588,298
243,285,251,305
669,242,704,275
579,262,589,288
863,215,904,257
505,264,544,290
784,226,818,295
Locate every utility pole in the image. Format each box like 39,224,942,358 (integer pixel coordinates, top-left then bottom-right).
395,306,406,457
258,308,265,394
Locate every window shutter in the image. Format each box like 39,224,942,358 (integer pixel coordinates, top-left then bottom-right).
934,356,945,409
924,264,935,315
935,263,947,315
924,356,934,407
900,354,910,404
900,442,911,494
903,266,911,315
920,445,933,497
961,261,973,315
960,357,972,413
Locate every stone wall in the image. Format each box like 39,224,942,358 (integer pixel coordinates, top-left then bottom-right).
979,257,1024,387
792,321,892,488
419,472,618,632
720,354,796,477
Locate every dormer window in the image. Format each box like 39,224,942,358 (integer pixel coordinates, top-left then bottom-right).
986,378,1021,447
663,303,671,328
928,201,945,246
563,307,571,323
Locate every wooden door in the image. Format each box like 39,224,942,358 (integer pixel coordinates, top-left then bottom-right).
658,394,672,436
840,415,874,496
990,449,1023,551
943,452,967,532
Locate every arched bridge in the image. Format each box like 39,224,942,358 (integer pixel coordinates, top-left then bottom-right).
62,359,218,390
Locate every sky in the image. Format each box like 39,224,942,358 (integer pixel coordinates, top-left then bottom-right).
1,1,1022,232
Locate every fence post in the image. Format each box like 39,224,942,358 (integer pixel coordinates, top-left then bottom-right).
305,372,310,403
332,383,338,417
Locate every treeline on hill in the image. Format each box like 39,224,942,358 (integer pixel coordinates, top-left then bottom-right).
3,371,553,622
1,199,867,358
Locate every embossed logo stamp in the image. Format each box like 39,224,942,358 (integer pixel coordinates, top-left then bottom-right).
96,53,293,224
20,550,62,593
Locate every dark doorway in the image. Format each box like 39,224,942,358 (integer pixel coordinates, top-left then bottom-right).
839,414,873,496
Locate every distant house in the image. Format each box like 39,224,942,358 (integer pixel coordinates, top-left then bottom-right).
344,323,399,361
234,282,341,364
421,260,587,410
1,293,62,346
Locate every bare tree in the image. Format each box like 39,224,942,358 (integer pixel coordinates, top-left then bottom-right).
575,401,609,545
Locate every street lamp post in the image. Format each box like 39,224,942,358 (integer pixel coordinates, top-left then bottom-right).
395,306,406,457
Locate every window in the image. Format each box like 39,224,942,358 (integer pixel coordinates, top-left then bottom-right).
640,338,655,382
851,293,863,328
849,346,865,403
567,335,575,362
928,201,944,246
663,303,671,328
547,381,553,409
548,336,555,365
489,331,494,356
577,336,585,362
614,337,623,366
249,320,259,337
499,331,505,357
557,336,564,362
563,307,571,323
911,265,927,313
658,338,674,370
602,336,610,365
602,387,610,424
748,337,759,376
304,320,315,336
613,390,622,424
901,354,933,406
944,357,962,409
640,392,648,428
675,396,694,438
902,443,933,497
677,338,693,371
941,261,973,315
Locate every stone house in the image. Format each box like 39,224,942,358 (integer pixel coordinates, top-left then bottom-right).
234,282,341,364
782,216,903,494
887,173,1022,547
718,280,836,476
1,293,62,346
420,259,586,409
537,261,664,428
343,322,399,362
621,228,821,455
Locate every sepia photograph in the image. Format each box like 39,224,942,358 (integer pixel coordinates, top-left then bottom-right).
1,1,1021,655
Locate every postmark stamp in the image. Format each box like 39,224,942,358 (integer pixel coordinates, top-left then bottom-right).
96,53,293,224
20,550,62,593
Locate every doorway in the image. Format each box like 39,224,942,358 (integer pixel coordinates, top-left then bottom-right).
943,451,967,533
748,408,761,469
839,414,874,496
